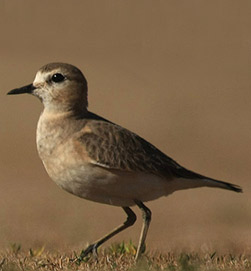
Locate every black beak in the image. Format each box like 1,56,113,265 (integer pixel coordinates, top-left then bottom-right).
7,84,36,95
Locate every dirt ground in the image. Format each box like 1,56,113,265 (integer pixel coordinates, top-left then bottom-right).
0,1,250,255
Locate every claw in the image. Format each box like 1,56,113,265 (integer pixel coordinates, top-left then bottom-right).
77,244,98,263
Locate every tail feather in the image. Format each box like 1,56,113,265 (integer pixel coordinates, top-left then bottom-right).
202,178,243,193
171,165,243,193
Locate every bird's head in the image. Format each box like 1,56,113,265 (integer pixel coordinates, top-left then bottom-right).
8,63,88,113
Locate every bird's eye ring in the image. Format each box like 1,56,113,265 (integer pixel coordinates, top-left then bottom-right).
51,73,65,83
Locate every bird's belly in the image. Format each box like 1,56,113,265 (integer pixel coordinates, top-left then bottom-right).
43,160,169,206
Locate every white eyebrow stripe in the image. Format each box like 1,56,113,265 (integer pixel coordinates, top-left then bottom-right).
33,71,50,85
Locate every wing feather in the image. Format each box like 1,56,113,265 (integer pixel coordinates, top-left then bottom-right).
75,113,242,193
78,119,179,178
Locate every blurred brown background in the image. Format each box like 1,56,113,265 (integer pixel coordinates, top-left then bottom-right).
0,0,250,253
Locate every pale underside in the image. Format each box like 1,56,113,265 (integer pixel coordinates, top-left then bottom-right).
37,110,239,207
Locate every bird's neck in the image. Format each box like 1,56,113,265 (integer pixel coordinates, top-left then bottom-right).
36,108,87,159
42,99,88,115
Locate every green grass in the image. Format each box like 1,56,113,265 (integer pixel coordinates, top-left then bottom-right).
0,242,251,271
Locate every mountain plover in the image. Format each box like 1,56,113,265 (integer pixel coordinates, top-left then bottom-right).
8,63,242,261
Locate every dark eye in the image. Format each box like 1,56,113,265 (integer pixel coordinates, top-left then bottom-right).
51,73,65,83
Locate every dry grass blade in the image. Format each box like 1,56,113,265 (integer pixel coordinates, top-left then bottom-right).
0,243,251,271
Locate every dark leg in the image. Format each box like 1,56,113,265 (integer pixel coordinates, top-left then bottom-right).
134,200,152,261
78,206,136,261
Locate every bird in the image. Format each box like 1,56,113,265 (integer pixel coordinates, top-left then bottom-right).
7,62,242,261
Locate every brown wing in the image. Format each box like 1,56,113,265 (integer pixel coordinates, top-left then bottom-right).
77,118,184,178
77,113,242,192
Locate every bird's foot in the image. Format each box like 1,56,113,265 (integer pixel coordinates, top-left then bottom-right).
76,244,98,264
135,243,146,261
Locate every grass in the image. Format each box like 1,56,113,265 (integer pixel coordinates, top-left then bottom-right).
0,242,251,271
